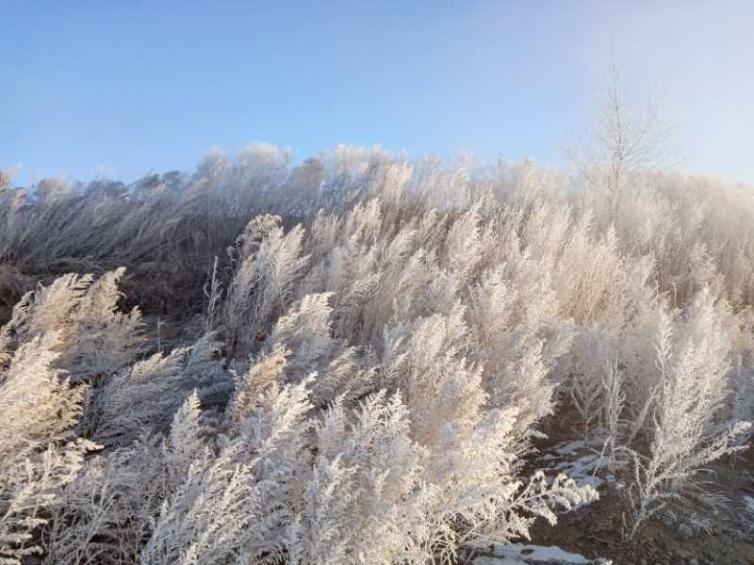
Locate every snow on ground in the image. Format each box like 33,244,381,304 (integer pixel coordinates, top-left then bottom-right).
743,495,754,532
470,442,617,565
537,440,618,491
473,544,611,564
745,495,754,514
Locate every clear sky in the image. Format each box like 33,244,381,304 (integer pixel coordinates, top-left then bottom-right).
3,0,753,185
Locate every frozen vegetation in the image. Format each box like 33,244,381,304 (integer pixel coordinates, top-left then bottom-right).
0,140,753,563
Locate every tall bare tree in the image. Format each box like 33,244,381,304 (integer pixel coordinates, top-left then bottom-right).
583,62,671,217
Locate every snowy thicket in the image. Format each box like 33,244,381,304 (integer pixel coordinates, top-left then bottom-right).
0,144,752,563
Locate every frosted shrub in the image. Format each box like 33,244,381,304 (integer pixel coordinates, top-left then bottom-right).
562,326,616,437
88,332,229,447
0,334,96,563
1,269,144,383
42,437,168,565
143,377,313,564
291,391,439,564
1,145,753,561
468,264,571,435
225,215,310,357
268,293,375,406
622,289,751,538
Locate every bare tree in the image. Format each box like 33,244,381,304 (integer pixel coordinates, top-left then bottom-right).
581,62,671,217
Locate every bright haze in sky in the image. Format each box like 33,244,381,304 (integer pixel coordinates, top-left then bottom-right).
3,0,753,185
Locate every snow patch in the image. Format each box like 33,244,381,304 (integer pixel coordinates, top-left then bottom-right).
744,495,754,514
538,440,618,492
473,544,611,564
554,441,587,455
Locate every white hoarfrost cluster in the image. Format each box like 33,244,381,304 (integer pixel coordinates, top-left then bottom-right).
0,145,753,563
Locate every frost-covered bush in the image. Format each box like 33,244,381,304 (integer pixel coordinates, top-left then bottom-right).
620,290,752,538
1,268,144,382
0,146,753,561
0,333,96,563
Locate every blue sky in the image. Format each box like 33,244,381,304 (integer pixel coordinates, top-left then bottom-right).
3,0,754,185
